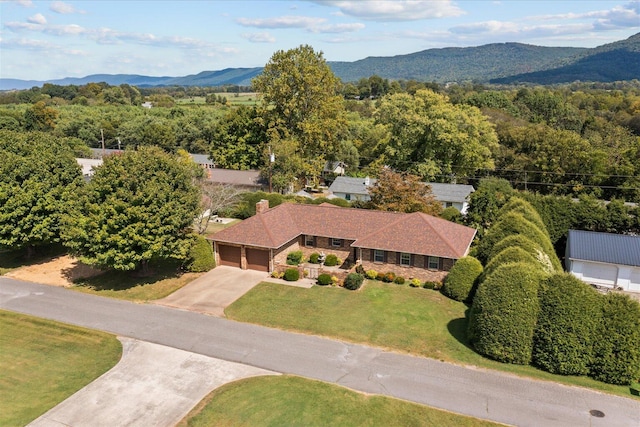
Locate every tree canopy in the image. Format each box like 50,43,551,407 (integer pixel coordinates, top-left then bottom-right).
0,130,83,256
62,146,201,273
367,168,443,215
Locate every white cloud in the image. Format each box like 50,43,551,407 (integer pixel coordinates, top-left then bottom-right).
236,15,325,29
313,22,365,33
313,0,465,21
27,13,47,25
241,32,276,43
50,1,84,14
0,37,57,50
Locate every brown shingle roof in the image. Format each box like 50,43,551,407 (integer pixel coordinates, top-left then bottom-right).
212,203,476,258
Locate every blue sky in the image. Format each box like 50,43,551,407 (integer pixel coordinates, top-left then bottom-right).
1,0,639,80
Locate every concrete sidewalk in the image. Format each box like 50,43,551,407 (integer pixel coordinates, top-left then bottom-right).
29,337,276,427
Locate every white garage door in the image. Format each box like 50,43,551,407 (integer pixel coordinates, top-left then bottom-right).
582,262,617,286
630,268,640,292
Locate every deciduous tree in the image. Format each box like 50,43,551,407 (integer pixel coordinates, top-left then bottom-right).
368,168,442,215
62,146,200,274
0,130,83,257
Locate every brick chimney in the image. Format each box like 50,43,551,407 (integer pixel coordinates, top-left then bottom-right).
256,199,269,214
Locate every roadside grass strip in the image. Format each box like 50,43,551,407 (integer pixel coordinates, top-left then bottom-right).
0,310,121,426
179,375,504,427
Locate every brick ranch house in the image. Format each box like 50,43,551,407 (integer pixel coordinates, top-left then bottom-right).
211,200,477,282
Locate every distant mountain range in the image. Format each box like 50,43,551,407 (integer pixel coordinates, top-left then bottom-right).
1,33,638,91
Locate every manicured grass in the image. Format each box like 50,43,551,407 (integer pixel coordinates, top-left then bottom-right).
0,310,121,426
179,375,503,427
205,218,241,236
72,260,202,301
227,281,639,399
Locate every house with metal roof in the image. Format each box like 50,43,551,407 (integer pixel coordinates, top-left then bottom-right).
328,176,475,213
211,200,477,282
565,230,640,292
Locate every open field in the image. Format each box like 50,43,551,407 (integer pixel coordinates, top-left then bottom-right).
227,280,640,399
178,375,504,427
175,93,259,106
0,311,121,426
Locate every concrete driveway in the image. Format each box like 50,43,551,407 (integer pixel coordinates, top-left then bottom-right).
29,337,275,427
155,266,267,316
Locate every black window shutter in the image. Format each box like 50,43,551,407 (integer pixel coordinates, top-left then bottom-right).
411,254,415,266
396,252,400,264
313,236,317,246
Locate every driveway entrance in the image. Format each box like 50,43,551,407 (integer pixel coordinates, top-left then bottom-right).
155,266,267,316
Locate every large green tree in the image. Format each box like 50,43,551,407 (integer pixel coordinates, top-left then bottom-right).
252,44,347,190
62,146,201,274
373,89,498,180
0,130,83,257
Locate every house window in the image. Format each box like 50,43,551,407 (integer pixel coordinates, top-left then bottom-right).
305,235,314,247
428,256,439,270
445,202,453,208
400,253,411,267
345,193,351,201
331,238,343,247
374,249,385,263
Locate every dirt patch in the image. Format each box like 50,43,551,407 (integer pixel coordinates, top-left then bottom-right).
5,255,104,287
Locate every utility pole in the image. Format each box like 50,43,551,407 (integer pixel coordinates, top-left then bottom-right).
268,146,275,193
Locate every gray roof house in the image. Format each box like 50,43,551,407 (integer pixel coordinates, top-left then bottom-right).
328,176,475,214
566,229,640,292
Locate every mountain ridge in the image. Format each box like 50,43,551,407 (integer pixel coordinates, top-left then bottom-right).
1,33,638,91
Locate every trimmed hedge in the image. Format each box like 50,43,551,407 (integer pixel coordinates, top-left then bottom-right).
489,234,546,262
324,254,338,266
184,235,215,272
441,256,483,302
283,268,300,281
317,273,332,286
532,273,602,376
589,293,640,385
497,197,549,238
344,273,364,290
476,211,561,271
308,252,320,264
468,262,545,365
286,250,303,265
483,246,539,278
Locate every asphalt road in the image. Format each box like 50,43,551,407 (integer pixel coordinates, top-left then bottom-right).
1,277,639,427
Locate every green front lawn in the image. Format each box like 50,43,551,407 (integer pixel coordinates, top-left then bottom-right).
72,261,202,301
227,281,638,399
179,375,504,427
0,310,121,426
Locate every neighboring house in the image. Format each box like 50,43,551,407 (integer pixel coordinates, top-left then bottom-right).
565,230,640,292
328,176,475,213
328,176,376,202
191,154,216,170
322,161,346,178
211,200,476,282
76,158,103,179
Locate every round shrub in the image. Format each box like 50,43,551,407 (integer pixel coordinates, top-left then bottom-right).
324,254,338,266
308,252,320,264
184,235,215,272
383,272,396,283
441,256,483,302
366,270,378,280
283,268,300,281
483,247,539,278
441,206,462,223
317,273,332,286
376,272,385,281
476,211,560,271
532,273,602,376
467,262,546,365
409,278,422,287
286,250,303,265
394,276,405,285
344,273,364,290
589,293,640,385
423,281,437,289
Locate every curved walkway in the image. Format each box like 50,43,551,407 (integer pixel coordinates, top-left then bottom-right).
29,337,276,427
